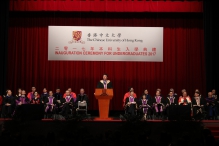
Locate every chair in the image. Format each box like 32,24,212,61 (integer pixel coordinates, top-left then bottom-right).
76,101,87,115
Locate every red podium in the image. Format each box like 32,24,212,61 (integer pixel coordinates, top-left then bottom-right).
95,89,113,120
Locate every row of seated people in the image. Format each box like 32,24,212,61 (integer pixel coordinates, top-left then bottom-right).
0,88,89,119
124,89,218,120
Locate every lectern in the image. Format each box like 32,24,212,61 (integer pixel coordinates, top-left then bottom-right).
95,89,113,119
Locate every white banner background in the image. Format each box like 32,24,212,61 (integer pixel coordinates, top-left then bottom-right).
48,26,163,62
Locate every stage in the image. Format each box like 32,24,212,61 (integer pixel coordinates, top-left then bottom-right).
1,116,219,142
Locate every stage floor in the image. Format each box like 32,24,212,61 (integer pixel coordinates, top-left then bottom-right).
1,117,219,141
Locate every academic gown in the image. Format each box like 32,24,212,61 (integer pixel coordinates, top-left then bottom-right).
192,97,205,119
60,96,74,117
76,94,89,108
151,96,165,114
205,97,217,118
138,99,151,115
123,92,137,107
44,96,57,113
13,96,30,118
164,96,178,118
30,97,41,104
2,95,15,117
41,93,49,104
96,80,113,89
27,92,34,100
15,96,30,105
53,93,63,100
125,97,137,116
53,93,63,112
63,92,76,103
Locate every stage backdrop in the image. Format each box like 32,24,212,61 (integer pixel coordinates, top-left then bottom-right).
48,26,163,62
7,12,205,111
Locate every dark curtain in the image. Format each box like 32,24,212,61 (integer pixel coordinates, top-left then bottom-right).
7,12,205,110
0,1,9,95
9,0,203,12
204,1,219,95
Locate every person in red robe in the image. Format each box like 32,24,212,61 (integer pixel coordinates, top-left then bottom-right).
123,87,137,107
178,91,191,105
30,92,41,104
27,86,38,101
63,88,76,102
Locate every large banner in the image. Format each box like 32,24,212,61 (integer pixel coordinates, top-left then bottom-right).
48,26,163,62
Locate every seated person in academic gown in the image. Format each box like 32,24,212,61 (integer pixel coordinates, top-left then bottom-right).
138,94,151,120
178,91,192,106
96,73,113,89
192,91,205,120
205,92,218,120
30,92,41,104
165,91,178,119
63,88,76,103
152,90,165,119
15,88,22,100
13,90,30,118
40,88,48,104
123,87,137,107
2,90,15,118
45,91,57,117
178,91,192,119
27,86,37,101
76,88,89,109
53,88,63,112
140,89,152,118
60,90,74,118
125,91,137,116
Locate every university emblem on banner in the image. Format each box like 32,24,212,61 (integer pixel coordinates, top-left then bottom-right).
73,31,82,41
64,46,68,50
68,31,85,44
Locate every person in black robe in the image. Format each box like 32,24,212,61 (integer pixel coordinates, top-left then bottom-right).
40,88,48,104
96,73,113,89
140,89,152,119
44,91,57,118
75,88,89,115
30,92,41,104
59,90,74,119
192,91,205,120
164,91,178,120
125,91,137,116
53,88,63,113
2,90,15,118
205,92,217,120
15,88,22,100
76,88,89,106
138,94,151,120
13,90,30,119
152,90,165,119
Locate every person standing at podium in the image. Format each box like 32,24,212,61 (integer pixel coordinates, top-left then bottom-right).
96,73,113,89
